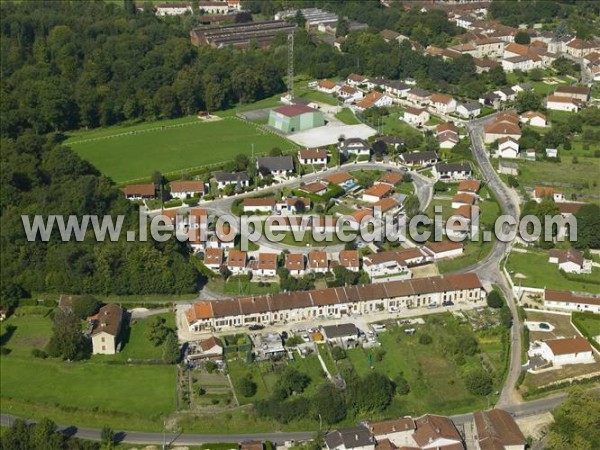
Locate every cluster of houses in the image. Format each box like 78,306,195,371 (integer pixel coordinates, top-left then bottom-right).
185,272,485,331
325,408,527,450
154,0,242,16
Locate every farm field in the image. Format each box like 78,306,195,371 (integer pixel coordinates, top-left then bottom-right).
66,117,298,183
507,250,600,293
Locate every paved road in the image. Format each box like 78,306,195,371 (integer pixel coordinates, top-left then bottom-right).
0,392,569,445
463,112,523,408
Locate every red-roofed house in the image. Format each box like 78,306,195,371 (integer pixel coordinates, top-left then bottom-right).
355,91,393,111
430,93,457,114
362,184,393,203
548,248,590,274
308,251,329,274
403,107,430,127
317,79,339,94
338,250,360,272
529,337,594,367
285,253,305,277
170,180,206,199
298,148,329,166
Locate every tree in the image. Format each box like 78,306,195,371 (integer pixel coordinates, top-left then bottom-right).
336,18,350,37
394,375,410,395
205,360,218,373
349,372,395,414
507,176,519,187
146,316,172,346
404,195,420,219
239,374,257,397
515,91,541,113
72,296,100,319
514,31,531,44
269,147,283,157
547,388,600,450
162,332,180,364
101,425,115,449
331,346,347,361
312,383,347,424
486,290,504,308
463,368,493,395
573,204,600,250
488,66,507,86
275,367,311,399
46,309,91,361
293,10,306,28
152,170,164,187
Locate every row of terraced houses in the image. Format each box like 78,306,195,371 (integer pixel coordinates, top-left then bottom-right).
186,273,485,331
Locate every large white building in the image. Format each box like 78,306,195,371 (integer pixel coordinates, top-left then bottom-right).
529,337,595,367
543,290,600,314
187,273,485,331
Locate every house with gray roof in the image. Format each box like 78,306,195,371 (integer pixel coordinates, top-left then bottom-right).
256,156,295,178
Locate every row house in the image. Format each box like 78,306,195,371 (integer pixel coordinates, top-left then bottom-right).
186,273,485,331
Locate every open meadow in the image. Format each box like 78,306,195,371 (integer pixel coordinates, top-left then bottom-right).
66,117,298,183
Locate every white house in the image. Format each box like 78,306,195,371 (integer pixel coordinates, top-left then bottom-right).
355,91,393,111
338,85,364,103
308,251,329,274
215,172,250,190
256,156,295,178
423,241,464,260
363,251,411,282
520,111,547,127
203,248,224,271
121,183,156,200
401,151,439,167
548,248,590,274
226,250,247,274
346,73,368,87
366,419,416,448
497,137,520,159
170,180,206,199
403,107,430,127
438,131,459,149
155,3,193,16
250,253,278,277
285,253,305,277
243,197,277,213
529,337,595,367
317,79,340,94
434,163,472,181
533,187,565,203
91,304,123,355
339,138,370,158
543,290,600,314
430,93,457,114
473,409,527,450
545,95,580,112
325,427,375,450
456,102,481,119
298,148,329,166
362,183,393,203
412,415,464,450
198,2,231,14
191,336,223,360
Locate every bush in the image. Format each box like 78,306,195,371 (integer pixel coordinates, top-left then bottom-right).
205,360,218,373
394,375,410,395
31,348,48,359
487,290,504,309
419,333,433,345
239,374,257,397
331,346,347,361
464,368,493,395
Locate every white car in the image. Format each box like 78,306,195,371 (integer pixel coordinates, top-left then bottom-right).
388,306,399,313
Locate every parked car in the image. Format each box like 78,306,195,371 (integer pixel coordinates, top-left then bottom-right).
248,324,264,331
427,302,438,309
442,301,454,307
388,306,399,313
301,334,310,343
539,323,550,330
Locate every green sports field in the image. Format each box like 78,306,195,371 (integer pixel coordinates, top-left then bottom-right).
66,117,298,183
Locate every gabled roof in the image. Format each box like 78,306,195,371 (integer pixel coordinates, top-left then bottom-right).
301,181,328,194
430,93,454,105
356,91,386,109
424,240,463,254
373,197,399,213
272,104,318,117
227,250,247,268
257,156,294,172
325,172,353,184
457,180,481,193
199,336,222,352
214,171,250,182
412,414,462,448
91,304,123,337
474,409,527,450
405,106,428,116
299,148,328,159
544,289,600,307
402,151,439,164
339,250,360,268
544,337,592,356
255,252,278,270
308,250,328,268
319,79,337,89
121,183,156,197
170,180,205,193
285,253,305,271
204,248,223,266
363,183,393,199
243,197,277,208
549,248,584,267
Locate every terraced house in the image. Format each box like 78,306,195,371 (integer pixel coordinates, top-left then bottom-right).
186,273,485,331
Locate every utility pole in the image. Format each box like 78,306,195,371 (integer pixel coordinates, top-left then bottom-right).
288,33,294,102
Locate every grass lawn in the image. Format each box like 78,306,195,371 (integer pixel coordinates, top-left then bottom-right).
343,314,500,416
316,344,338,376
223,277,280,296
573,313,600,337
1,310,177,430
67,117,297,183
94,312,175,362
336,108,361,125
515,157,600,200
268,227,345,247
0,313,53,358
437,240,493,274
507,250,600,293
301,91,339,106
